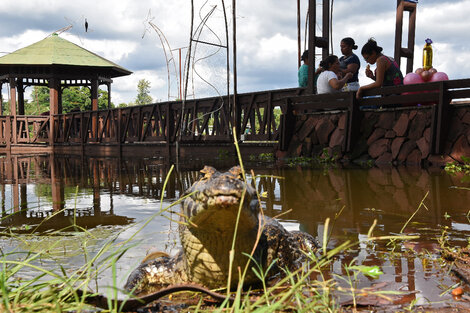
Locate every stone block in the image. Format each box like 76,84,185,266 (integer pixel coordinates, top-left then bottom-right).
385,130,396,139
406,149,422,166
375,152,393,166
315,118,335,145
397,140,417,163
367,128,386,145
391,137,406,160
375,111,395,129
408,111,427,140
450,135,470,163
368,138,390,159
393,113,410,137
338,113,347,130
424,127,431,142
416,137,429,159
329,128,345,149
297,116,317,141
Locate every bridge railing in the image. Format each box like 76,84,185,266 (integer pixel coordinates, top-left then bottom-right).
4,80,470,150
0,115,50,145
50,87,304,145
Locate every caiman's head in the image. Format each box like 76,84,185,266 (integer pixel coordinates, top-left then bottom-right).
181,166,260,233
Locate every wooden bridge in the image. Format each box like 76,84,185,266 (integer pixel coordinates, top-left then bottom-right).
0,87,304,157
1,79,470,159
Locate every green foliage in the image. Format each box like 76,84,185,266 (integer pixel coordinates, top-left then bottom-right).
445,156,470,174
135,79,153,106
248,153,275,162
27,86,113,115
445,156,470,182
286,148,338,167
1,101,10,115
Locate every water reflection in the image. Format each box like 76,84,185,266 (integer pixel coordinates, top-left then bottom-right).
1,154,469,306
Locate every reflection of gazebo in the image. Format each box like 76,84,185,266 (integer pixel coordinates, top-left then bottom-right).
0,33,132,117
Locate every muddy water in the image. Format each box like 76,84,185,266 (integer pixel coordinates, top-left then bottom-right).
0,154,469,308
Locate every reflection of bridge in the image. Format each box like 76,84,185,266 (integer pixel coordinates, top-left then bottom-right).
2,155,469,235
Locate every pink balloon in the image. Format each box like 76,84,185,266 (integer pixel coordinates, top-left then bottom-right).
430,72,449,82
404,72,424,85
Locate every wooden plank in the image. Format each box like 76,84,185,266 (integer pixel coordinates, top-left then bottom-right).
279,98,295,151
359,92,439,107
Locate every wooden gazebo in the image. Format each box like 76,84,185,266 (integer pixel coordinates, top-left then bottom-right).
0,33,131,116
0,33,131,149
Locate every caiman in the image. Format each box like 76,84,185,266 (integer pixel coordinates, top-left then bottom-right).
125,166,318,295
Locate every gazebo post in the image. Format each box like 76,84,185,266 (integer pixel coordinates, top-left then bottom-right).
91,79,99,139
9,78,16,116
107,82,111,109
9,78,17,144
49,78,59,145
0,82,4,116
17,79,25,115
58,85,63,114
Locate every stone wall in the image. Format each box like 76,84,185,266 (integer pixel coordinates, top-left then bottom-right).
281,104,470,166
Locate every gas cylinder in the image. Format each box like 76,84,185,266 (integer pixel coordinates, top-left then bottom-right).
423,38,433,71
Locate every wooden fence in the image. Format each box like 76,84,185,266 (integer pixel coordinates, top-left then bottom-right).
48,87,304,146
1,79,470,155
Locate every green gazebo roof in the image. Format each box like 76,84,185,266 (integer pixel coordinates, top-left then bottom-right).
0,33,132,77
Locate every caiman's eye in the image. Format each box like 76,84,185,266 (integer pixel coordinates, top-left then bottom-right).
200,166,216,180
228,166,242,179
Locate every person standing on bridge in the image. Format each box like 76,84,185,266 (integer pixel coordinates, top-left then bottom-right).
298,50,323,89
339,37,361,92
356,38,403,99
316,55,352,94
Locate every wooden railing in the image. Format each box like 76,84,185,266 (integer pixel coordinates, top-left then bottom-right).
1,80,470,152
0,115,50,146
51,87,304,145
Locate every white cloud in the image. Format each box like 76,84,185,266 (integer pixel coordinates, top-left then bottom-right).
0,0,469,103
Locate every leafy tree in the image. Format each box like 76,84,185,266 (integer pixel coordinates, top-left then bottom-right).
28,86,50,115
1,100,10,115
135,79,153,105
27,85,113,114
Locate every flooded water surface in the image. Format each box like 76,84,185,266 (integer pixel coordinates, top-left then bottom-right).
1,154,469,309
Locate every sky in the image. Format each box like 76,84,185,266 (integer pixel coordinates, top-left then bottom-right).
0,0,469,105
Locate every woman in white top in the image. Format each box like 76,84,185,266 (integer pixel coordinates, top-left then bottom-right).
316,55,352,94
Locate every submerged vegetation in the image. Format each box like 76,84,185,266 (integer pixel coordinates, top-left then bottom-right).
445,156,470,182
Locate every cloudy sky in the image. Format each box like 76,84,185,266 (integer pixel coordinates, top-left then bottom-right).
0,0,469,105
